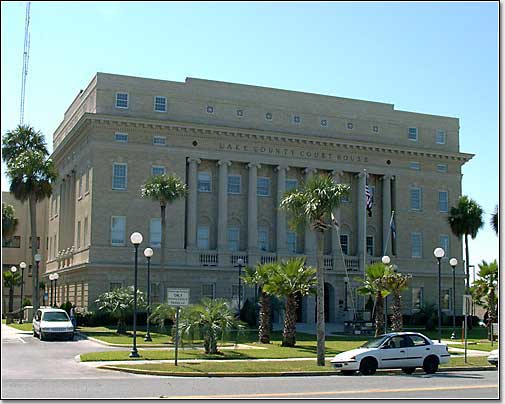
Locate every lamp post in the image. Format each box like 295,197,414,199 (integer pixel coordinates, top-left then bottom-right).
144,247,153,342
434,247,445,343
449,258,458,340
49,274,55,307
34,254,41,309
129,232,143,358
10,266,17,314
382,255,391,333
19,262,26,323
236,258,244,319
53,273,59,307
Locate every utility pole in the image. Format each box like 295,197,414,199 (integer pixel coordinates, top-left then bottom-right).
20,2,31,125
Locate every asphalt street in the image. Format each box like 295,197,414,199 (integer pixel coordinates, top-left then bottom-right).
1,324,499,399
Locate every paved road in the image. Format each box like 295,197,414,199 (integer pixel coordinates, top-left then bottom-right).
1,325,499,399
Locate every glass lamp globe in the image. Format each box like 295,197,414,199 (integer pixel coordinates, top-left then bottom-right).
237,258,244,266
20,262,27,269
433,248,445,259
381,256,391,265
34,254,42,262
10,266,17,273
144,248,154,258
449,258,458,267
53,273,59,280
130,232,143,245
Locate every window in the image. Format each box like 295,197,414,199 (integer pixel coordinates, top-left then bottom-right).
206,105,214,114
285,179,298,192
228,227,240,251
151,282,161,303
293,115,300,123
198,172,212,192
412,287,424,311
439,234,449,255
409,162,420,170
265,112,272,120
151,166,166,176
236,109,243,117
85,168,90,193
111,216,126,246
112,163,127,190
340,235,349,255
408,127,418,141
287,231,297,253
115,92,128,109
368,186,376,205
347,122,353,130
366,236,374,256
153,136,166,146
29,237,41,249
410,187,422,210
202,284,215,299
442,288,452,311
2,236,20,248
372,125,379,133
84,217,89,247
154,96,167,112
77,221,81,249
436,129,446,145
115,133,128,143
258,227,269,251
438,191,448,212
257,177,270,196
437,164,448,173
110,282,122,291
228,175,241,194
197,226,209,250
411,232,422,258
321,119,327,127
49,237,52,259
150,218,161,248
410,334,429,346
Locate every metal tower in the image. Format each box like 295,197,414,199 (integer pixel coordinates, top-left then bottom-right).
19,2,31,125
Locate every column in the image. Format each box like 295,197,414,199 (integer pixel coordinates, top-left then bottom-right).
217,160,231,251
381,175,392,256
356,171,366,272
186,158,201,249
58,179,65,251
331,170,343,256
304,168,317,257
69,170,76,249
247,163,260,251
275,165,288,254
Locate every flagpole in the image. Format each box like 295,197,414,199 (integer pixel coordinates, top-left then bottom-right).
382,210,395,334
363,169,367,316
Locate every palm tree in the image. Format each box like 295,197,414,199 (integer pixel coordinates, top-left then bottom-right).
356,263,392,337
2,203,19,241
447,196,484,292
178,298,242,354
242,263,277,344
472,260,498,338
2,125,57,312
383,271,411,332
141,174,187,267
3,270,22,313
491,205,498,235
95,287,146,334
280,174,349,365
149,303,177,335
263,258,317,347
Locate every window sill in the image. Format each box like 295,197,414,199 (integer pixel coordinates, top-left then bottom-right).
112,188,128,191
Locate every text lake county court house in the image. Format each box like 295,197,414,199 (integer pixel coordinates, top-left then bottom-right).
46,73,472,324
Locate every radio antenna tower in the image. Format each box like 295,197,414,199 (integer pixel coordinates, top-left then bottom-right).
19,2,31,125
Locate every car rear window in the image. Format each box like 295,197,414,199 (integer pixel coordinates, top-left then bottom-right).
42,312,70,322
410,335,429,346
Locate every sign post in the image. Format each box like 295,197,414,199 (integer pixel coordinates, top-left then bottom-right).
463,294,472,364
167,289,190,367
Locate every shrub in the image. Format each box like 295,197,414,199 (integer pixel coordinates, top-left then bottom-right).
240,298,257,327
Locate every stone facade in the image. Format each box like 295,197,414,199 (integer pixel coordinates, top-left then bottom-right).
45,73,472,323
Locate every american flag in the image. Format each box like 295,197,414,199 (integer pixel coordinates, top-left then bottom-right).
365,185,373,217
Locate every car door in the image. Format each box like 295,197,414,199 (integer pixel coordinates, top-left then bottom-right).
377,336,408,369
403,334,432,367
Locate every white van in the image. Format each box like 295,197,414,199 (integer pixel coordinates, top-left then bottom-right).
32,308,74,341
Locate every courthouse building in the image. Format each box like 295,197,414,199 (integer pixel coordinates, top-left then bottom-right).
45,73,472,324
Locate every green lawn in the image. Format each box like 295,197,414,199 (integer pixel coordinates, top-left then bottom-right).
450,341,497,352
6,322,33,332
78,326,176,346
403,326,490,342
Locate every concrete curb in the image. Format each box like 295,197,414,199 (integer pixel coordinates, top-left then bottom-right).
98,365,497,378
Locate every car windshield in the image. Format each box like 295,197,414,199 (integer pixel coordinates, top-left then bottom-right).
42,312,69,322
360,336,389,348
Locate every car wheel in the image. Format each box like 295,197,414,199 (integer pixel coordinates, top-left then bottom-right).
402,367,416,375
359,357,377,376
32,329,37,337
40,332,45,341
68,333,74,341
341,370,356,376
423,356,439,374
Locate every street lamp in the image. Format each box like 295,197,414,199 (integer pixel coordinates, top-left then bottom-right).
19,262,26,323
434,247,445,343
129,232,143,358
34,254,41,309
10,266,17,314
49,274,55,307
449,258,458,340
53,273,59,307
381,256,391,333
236,258,244,319
144,247,154,342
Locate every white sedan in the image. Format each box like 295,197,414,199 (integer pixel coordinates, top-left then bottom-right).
330,332,450,375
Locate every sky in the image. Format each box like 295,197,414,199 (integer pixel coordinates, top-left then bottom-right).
1,1,499,274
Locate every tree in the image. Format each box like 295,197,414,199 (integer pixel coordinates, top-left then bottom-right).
263,258,317,347
472,260,498,338
177,298,242,354
447,196,484,292
141,174,187,267
356,263,392,337
149,303,176,334
95,287,146,334
383,271,411,332
3,270,22,313
242,262,277,344
280,173,349,365
491,205,498,235
2,125,57,312
2,203,19,241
